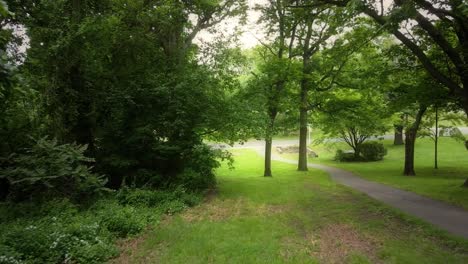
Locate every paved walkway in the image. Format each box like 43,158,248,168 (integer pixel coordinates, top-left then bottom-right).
271,155,468,240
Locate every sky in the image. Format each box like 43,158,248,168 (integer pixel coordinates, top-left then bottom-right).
195,0,395,49
194,0,268,49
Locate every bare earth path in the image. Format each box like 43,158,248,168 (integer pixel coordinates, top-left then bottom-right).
269,154,468,240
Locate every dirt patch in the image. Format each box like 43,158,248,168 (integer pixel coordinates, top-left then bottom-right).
314,224,380,264
204,188,218,202
109,228,152,264
181,198,288,222
280,231,320,261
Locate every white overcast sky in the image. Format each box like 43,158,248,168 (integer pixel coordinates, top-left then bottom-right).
195,0,395,49
195,0,268,49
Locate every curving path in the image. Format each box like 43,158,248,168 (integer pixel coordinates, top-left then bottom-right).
270,154,468,240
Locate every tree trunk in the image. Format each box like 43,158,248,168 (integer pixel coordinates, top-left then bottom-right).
298,78,309,171
264,137,273,177
403,130,416,176
353,147,361,160
403,107,426,176
393,125,404,145
464,178,468,188
264,108,278,177
434,106,438,169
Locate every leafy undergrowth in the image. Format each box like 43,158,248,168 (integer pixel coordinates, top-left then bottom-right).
117,149,468,263
0,188,202,264
289,138,468,209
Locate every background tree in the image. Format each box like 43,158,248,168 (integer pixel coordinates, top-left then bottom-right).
315,89,390,159
287,1,352,171
4,0,248,190
255,0,299,177
317,0,468,185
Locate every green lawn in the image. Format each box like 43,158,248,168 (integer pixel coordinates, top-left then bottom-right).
283,137,468,210
201,130,468,210
117,149,468,263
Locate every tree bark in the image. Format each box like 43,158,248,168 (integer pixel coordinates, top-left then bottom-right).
264,137,273,177
403,130,417,176
394,125,404,145
434,106,438,169
298,69,309,171
403,107,427,176
264,106,278,177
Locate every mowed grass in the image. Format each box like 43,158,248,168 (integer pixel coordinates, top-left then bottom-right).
118,149,468,263
283,137,468,209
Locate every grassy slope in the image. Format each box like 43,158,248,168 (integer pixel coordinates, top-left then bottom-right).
283,138,468,209
123,149,468,263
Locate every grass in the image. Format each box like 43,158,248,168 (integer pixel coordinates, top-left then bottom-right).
279,137,468,209
118,149,468,263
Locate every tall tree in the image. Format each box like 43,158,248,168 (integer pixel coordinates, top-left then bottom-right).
289,2,349,171
7,0,248,188
257,0,298,177
316,0,468,185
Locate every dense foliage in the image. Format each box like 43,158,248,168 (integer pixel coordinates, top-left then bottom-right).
0,137,106,201
0,189,202,263
360,141,387,161
1,0,468,262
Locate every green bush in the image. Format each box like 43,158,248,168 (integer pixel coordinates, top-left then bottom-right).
0,214,118,264
0,188,199,263
0,137,107,201
334,149,357,162
158,200,188,215
179,144,232,191
178,191,203,207
116,188,171,207
360,141,387,161
100,205,147,237
116,187,202,208
175,169,215,192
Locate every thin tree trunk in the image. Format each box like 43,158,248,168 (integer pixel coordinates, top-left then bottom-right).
298,76,309,171
264,108,278,177
394,125,404,145
404,130,417,176
264,137,273,177
353,147,361,160
403,107,426,176
464,179,468,187
434,106,438,169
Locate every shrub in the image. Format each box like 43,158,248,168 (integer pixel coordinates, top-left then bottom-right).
175,169,215,191
116,188,171,207
116,187,202,208
0,189,198,263
158,200,187,215
360,141,387,161
178,191,203,207
180,144,233,191
0,137,107,201
334,149,356,162
0,215,118,264
100,205,147,237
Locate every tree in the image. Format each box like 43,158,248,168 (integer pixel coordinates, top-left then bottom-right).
316,89,390,159
387,65,450,176
316,0,468,184
419,107,468,169
6,0,248,189
255,0,299,177
287,1,352,171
